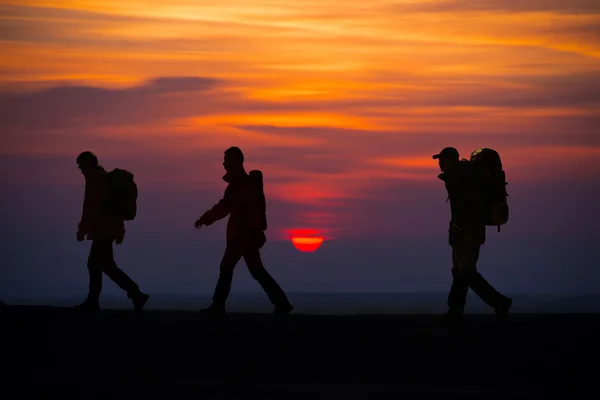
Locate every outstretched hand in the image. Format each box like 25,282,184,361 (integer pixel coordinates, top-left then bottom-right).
76,231,85,242
194,218,204,229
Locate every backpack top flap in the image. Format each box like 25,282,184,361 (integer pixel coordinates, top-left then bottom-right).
470,148,502,171
469,148,507,194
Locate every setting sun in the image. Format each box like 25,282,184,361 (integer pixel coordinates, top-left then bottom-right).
292,236,324,253
289,229,325,252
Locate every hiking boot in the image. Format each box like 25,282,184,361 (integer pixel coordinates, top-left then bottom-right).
273,302,294,317
132,292,150,313
495,298,512,323
74,299,100,312
200,304,227,317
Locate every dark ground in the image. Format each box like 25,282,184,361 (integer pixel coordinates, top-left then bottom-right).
1,304,599,399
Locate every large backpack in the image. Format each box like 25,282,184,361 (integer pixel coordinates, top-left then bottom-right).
248,170,267,231
106,168,138,221
469,148,509,232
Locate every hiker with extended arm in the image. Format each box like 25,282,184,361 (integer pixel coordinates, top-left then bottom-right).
195,147,293,317
195,177,249,240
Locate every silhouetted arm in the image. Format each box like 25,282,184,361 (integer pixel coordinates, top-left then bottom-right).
200,184,244,226
78,178,102,234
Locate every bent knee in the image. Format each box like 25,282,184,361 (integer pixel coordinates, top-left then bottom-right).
87,259,103,270
218,268,234,278
455,255,478,273
456,267,477,280
218,261,236,272
88,257,116,270
87,263,100,271
249,267,267,280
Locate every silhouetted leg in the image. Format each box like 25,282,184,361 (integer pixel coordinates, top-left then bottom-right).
455,241,512,316
75,239,104,311
103,266,140,295
244,249,293,315
104,265,149,312
447,248,468,318
468,272,509,308
90,238,149,312
211,247,243,308
87,267,103,301
87,240,106,299
91,238,139,295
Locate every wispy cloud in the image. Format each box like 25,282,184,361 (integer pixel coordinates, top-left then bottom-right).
1,0,599,239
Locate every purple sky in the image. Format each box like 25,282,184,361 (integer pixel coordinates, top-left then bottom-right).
1,0,599,300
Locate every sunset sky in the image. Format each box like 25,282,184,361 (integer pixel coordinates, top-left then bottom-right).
1,0,599,301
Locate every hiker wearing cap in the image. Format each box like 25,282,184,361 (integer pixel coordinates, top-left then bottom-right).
433,147,512,322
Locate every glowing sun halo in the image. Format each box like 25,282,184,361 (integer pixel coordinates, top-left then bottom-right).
291,236,324,253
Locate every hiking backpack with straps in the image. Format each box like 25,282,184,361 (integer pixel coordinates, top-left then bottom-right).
106,168,138,221
248,169,268,231
469,148,509,232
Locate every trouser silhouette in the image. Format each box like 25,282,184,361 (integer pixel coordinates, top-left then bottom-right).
212,245,290,307
86,238,141,301
447,238,509,313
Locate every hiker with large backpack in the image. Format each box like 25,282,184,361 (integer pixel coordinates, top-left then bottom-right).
194,146,293,317
74,151,149,312
433,147,512,323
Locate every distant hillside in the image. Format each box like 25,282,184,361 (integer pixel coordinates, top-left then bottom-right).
4,293,600,314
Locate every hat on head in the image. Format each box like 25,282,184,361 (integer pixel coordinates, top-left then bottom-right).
432,147,459,160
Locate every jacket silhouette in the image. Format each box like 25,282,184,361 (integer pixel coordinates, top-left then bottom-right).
74,151,149,313
195,147,293,317
433,147,512,322
199,169,265,249
438,159,486,246
78,165,125,243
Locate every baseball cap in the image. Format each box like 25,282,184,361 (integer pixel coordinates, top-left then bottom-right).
432,147,459,160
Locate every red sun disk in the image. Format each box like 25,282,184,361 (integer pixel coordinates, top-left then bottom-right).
291,237,324,252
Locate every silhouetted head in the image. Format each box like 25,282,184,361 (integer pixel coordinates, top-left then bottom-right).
433,147,459,173
223,146,244,173
76,151,98,175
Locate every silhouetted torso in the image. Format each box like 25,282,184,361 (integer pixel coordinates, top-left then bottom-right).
79,166,124,241
201,169,264,247
438,161,486,245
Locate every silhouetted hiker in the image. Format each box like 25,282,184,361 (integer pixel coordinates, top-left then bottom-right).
195,147,293,317
74,151,149,312
433,147,512,322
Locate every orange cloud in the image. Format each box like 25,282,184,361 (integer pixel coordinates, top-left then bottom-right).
368,157,438,169
2,0,599,239
505,145,600,169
